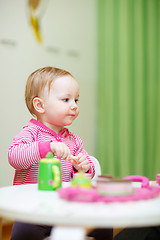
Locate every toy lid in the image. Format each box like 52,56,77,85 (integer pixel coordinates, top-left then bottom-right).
97,178,131,184
40,152,60,163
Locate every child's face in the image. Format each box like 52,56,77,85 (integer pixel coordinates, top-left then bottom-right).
42,75,79,132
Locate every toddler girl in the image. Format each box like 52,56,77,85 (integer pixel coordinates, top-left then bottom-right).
8,66,95,240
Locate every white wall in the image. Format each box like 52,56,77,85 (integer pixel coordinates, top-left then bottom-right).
0,0,97,186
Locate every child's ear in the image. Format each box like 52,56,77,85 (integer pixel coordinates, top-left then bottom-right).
32,97,45,114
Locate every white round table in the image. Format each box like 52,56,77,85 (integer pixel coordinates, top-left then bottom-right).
0,183,160,239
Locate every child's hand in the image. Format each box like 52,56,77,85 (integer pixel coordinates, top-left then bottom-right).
50,142,71,161
70,153,90,173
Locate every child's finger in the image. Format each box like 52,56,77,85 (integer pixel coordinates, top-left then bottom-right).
76,153,83,159
71,155,78,162
78,159,89,167
65,152,72,162
77,155,86,164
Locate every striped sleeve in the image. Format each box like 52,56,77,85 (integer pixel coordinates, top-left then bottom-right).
8,128,51,170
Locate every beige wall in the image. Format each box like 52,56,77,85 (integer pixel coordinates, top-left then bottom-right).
0,0,97,186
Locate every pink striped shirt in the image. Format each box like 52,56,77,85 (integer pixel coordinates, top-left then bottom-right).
8,119,95,185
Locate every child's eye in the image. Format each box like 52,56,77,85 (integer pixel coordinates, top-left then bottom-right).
62,98,69,102
75,99,79,103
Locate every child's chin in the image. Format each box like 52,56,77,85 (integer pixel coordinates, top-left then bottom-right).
64,121,73,126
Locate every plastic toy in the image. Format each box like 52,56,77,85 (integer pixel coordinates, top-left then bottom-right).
71,171,92,189
38,152,62,191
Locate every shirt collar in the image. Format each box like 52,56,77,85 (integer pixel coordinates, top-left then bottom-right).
30,119,69,137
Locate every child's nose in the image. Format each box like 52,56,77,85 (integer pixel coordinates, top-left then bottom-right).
71,102,78,110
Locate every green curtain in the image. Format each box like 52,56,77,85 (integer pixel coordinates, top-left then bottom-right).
97,0,160,179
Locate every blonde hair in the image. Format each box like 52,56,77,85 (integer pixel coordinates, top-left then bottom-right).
25,66,73,115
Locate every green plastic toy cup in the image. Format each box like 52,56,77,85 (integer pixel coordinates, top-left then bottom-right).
38,152,62,191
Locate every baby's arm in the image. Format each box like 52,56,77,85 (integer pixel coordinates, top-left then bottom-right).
8,129,73,170
8,130,51,170
71,135,95,178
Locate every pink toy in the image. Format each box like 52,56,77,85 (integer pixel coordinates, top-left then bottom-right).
58,175,160,203
156,174,160,185
123,175,149,188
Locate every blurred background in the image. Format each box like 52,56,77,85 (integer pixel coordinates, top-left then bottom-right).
0,0,160,187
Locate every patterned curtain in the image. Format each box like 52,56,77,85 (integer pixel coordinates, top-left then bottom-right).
97,0,160,179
